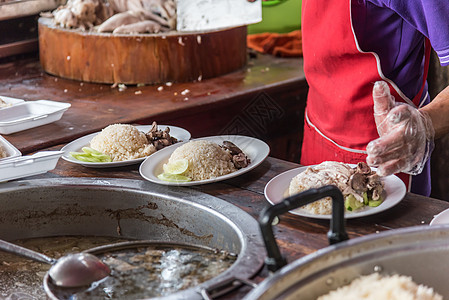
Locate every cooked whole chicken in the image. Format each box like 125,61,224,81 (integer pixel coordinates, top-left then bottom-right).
49,0,176,33
52,0,114,30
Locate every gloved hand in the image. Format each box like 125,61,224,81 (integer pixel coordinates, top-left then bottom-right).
366,81,435,176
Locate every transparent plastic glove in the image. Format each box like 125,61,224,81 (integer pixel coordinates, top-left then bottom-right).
366,81,435,176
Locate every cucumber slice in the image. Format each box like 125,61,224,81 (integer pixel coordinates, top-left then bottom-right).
157,173,192,182
69,147,112,162
345,194,364,211
368,197,383,207
362,192,369,205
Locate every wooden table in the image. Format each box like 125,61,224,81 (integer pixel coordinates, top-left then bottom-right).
2,53,449,298
1,52,307,162
33,145,449,298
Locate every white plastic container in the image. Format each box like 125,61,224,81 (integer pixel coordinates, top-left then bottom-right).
0,100,71,134
0,96,25,109
0,135,21,160
0,151,63,182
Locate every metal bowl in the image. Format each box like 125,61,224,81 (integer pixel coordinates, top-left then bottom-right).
0,177,266,299
246,218,449,299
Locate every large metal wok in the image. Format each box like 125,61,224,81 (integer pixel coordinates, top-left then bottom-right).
243,185,449,299
0,177,266,299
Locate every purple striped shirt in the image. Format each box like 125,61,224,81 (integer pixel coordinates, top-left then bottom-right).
352,0,449,102
351,0,448,196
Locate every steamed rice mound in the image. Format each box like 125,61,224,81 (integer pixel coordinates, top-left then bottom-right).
90,124,156,162
318,273,442,300
168,140,237,181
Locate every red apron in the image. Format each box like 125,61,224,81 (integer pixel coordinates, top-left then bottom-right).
300,0,430,190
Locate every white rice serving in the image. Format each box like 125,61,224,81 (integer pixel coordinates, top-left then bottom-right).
318,273,442,300
90,124,156,162
288,161,354,215
167,140,237,181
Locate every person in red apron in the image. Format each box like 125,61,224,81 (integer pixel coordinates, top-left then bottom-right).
301,0,449,196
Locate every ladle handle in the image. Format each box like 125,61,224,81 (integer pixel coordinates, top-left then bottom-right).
258,185,348,272
0,239,56,265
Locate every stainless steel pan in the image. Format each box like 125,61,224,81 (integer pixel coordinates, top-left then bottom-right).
244,186,449,299
0,177,266,299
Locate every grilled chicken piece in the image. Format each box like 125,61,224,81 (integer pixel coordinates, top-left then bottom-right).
145,121,178,150
222,141,243,156
221,141,251,169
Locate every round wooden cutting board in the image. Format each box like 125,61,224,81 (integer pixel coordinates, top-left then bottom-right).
38,17,248,85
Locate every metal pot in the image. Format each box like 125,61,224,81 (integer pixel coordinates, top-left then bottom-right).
0,177,266,299
244,187,449,299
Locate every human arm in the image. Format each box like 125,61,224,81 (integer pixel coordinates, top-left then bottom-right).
420,85,449,139
365,81,444,176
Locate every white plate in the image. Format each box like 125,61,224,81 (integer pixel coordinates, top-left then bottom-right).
61,125,191,168
0,96,25,109
430,208,449,226
139,135,270,186
264,165,406,219
0,100,71,134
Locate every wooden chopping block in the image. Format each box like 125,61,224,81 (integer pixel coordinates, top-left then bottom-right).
38,17,248,85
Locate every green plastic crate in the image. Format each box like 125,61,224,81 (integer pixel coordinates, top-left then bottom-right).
248,0,302,34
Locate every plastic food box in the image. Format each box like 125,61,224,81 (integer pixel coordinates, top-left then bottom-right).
0,135,21,160
0,151,63,182
0,99,71,134
0,96,25,108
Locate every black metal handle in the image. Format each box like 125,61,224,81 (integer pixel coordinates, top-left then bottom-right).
258,185,348,272
200,277,257,300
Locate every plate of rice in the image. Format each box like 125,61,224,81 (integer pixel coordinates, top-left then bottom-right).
139,135,270,186
61,123,191,168
264,162,406,219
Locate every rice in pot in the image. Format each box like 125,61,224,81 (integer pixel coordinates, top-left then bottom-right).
167,140,237,181
90,124,156,162
318,273,442,300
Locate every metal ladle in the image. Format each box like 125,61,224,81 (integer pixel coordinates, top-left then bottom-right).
0,238,110,288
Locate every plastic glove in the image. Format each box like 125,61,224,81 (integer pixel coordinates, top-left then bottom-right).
366,81,435,176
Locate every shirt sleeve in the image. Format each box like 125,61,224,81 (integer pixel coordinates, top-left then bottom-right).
370,0,449,66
